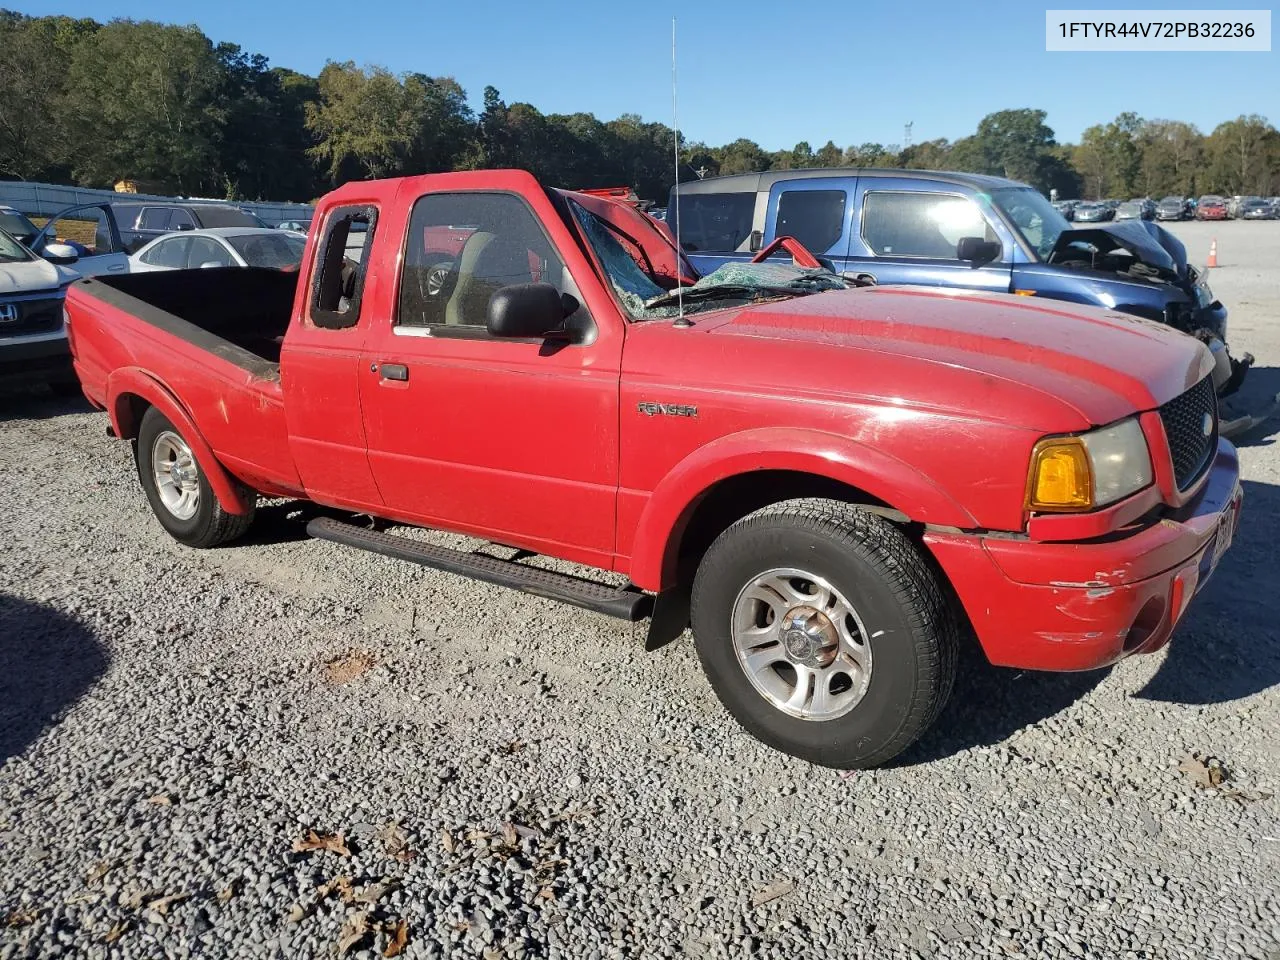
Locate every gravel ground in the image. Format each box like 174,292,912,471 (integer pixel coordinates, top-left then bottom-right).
2,221,1279,960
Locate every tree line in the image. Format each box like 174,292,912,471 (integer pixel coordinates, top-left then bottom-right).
3,11,1278,204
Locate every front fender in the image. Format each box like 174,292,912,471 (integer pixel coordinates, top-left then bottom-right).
107,367,252,516
627,427,977,591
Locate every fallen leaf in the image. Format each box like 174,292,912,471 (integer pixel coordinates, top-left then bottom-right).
338,910,372,955
512,823,541,842
1178,753,1227,789
86,861,116,885
535,887,555,902
354,879,400,906
533,857,568,876
148,893,188,916
500,822,518,847
324,650,375,685
4,908,38,928
499,739,525,755
440,830,456,853
120,889,163,911
215,882,237,904
292,829,352,857
383,918,409,958
318,875,355,904
449,920,471,933
104,919,130,943
1220,786,1274,806
376,823,417,863
463,828,491,843
146,793,173,806
286,902,312,924
751,878,796,908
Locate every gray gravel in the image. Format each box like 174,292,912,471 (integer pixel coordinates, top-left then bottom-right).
2,219,1279,960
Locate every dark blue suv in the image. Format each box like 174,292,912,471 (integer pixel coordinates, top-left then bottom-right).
669,168,1265,429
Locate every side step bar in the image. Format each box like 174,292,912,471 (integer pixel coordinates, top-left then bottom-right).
307,517,653,622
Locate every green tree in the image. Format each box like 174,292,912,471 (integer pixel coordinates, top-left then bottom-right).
715,138,771,175
64,20,225,192
1137,120,1203,197
1204,114,1278,194
0,12,96,180
814,140,843,167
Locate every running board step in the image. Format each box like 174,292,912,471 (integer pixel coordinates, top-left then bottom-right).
306,516,653,622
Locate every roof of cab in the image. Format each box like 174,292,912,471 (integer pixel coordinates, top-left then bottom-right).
673,167,1027,196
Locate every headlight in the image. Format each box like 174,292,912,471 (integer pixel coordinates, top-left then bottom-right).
1027,417,1153,512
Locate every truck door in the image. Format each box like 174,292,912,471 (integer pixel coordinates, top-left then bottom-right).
846,179,1014,293
763,177,857,270
357,186,622,570
279,204,386,511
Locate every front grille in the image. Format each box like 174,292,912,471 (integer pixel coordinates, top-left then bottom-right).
0,296,64,337
1158,375,1217,489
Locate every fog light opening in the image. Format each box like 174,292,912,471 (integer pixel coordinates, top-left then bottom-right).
1124,597,1166,653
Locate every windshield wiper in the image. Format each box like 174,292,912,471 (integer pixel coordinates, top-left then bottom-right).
642,283,799,310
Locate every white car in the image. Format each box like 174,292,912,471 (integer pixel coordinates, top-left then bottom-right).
0,227,82,393
130,227,306,272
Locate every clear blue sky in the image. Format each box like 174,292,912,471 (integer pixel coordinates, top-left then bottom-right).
18,0,1280,149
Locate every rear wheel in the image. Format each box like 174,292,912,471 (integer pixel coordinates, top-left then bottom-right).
134,407,254,548
690,499,958,768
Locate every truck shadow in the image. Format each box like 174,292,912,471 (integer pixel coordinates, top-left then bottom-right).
0,384,94,422
898,477,1280,766
238,500,369,547
0,594,110,763
1227,365,1280,447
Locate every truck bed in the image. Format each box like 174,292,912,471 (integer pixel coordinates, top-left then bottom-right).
68,267,305,499
83,268,297,373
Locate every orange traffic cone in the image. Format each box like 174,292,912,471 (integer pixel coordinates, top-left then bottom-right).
1207,238,1218,268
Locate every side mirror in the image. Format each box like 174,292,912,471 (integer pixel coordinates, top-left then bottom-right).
956,236,1001,268
43,242,79,265
177,223,194,231
486,283,576,340
748,230,763,253
199,261,224,269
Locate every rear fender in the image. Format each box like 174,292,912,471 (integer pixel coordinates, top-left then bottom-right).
627,427,977,591
107,367,252,516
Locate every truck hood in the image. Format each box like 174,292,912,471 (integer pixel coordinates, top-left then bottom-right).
1049,220,1189,281
702,285,1213,427
0,256,71,295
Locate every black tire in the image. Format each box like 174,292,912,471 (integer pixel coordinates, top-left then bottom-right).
690,498,958,769
134,406,254,548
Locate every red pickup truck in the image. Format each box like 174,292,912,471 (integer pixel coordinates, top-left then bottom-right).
65,169,1242,768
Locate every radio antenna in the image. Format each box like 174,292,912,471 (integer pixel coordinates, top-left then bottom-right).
671,16,689,326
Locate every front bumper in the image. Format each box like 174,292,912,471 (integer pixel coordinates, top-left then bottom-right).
926,440,1242,671
0,331,73,384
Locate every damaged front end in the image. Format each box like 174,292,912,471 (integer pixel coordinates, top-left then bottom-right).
1045,221,1274,435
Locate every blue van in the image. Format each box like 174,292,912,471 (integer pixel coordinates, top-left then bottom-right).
669,168,1265,429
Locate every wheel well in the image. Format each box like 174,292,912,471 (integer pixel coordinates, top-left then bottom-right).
114,393,151,439
670,471,906,585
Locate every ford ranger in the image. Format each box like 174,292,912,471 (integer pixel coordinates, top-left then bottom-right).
64,170,1243,768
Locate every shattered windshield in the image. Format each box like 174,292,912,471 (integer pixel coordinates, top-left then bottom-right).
569,200,846,320
989,186,1071,260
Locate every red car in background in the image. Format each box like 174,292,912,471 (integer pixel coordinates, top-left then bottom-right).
1196,196,1228,220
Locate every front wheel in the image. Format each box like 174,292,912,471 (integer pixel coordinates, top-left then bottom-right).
134,407,254,548
690,499,959,768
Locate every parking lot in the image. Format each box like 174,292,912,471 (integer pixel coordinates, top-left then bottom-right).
1,221,1278,960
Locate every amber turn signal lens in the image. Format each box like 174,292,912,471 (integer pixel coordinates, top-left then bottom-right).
1027,438,1093,511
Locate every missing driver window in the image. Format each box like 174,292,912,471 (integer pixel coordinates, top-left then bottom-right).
311,206,376,329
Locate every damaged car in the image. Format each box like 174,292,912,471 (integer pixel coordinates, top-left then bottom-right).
669,168,1275,435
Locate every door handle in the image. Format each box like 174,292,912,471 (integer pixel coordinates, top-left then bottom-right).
108,263,127,272
376,362,409,382
840,271,877,286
